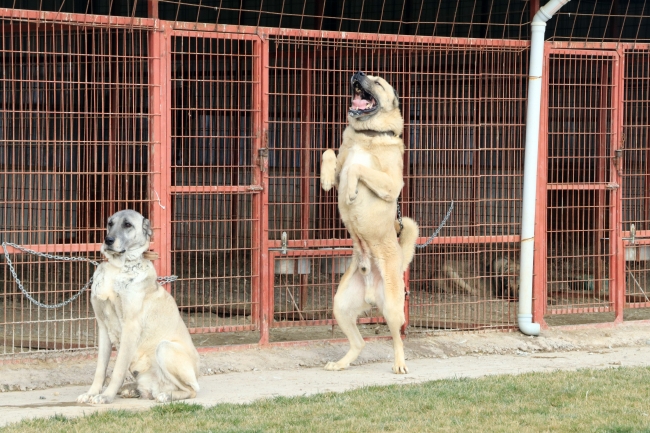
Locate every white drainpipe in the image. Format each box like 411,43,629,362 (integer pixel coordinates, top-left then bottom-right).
519,0,570,336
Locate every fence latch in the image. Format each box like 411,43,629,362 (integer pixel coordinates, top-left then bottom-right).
258,147,269,173
612,147,623,174
623,224,636,244
281,232,288,254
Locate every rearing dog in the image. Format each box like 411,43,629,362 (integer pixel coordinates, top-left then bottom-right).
78,209,200,404
320,72,418,374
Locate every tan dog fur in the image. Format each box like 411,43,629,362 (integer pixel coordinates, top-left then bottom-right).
321,72,419,374
78,210,199,404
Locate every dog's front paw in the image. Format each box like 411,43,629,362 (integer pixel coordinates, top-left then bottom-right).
320,149,337,191
89,394,114,404
77,393,96,404
321,174,335,192
392,362,409,375
324,361,348,371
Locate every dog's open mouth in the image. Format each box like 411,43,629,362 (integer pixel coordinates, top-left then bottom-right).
349,80,378,117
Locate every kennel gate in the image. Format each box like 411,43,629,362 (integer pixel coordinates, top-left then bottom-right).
534,44,650,327
160,27,268,340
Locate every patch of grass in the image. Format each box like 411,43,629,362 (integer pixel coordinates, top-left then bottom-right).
49,414,70,422
152,402,204,415
3,367,650,433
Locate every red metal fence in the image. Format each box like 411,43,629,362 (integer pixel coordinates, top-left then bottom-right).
538,49,619,321
1,6,650,357
621,48,650,318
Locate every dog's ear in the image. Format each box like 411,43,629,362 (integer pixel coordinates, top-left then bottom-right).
142,216,153,240
393,89,399,108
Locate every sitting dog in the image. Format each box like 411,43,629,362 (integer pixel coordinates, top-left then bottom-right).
320,72,418,374
78,209,200,404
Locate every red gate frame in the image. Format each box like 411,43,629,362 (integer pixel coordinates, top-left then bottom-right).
533,45,624,327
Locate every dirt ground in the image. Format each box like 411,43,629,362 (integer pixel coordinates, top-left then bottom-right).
1,322,650,427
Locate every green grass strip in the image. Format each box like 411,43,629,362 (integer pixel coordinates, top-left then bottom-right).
3,366,650,433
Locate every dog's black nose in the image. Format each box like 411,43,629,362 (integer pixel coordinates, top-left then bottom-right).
352,71,365,83
105,237,115,246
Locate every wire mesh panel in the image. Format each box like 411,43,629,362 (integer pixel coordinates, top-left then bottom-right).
622,49,650,315
157,0,531,40
544,51,617,320
266,36,527,331
169,33,263,334
0,251,102,353
0,20,151,355
406,45,527,331
268,249,359,326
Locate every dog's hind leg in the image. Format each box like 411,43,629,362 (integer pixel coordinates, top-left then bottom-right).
356,239,376,304
374,243,408,374
383,289,407,374
154,340,200,403
325,261,371,371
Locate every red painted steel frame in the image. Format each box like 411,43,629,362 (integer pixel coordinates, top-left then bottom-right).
259,35,271,345
150,21,172,282
539,47,624,321
613,47,625,323
165,28,265,337
0,7,156,28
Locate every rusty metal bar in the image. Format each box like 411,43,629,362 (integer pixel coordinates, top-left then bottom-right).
148,0,159,20
0,7,156,28
170,185,264,193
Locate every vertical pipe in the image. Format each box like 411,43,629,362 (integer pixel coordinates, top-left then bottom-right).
532,46,550,326
519,0,570,335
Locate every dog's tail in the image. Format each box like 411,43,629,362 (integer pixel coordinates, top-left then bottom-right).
395,217,419,272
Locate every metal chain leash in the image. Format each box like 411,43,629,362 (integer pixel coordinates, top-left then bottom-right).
396,200,454,249
2,242,177,309
157,275,179,285
415,200,454,249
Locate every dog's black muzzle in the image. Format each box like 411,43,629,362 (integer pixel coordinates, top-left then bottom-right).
351,70,366,84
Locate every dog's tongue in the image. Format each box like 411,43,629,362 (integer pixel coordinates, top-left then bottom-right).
351,95,369,109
